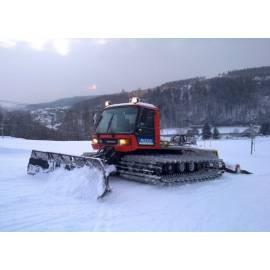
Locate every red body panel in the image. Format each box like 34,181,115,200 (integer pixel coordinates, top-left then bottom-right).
154,110,160,147
92,103,161,152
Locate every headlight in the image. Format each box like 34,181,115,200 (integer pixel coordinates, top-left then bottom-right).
92,138,98,144
118,139,130,146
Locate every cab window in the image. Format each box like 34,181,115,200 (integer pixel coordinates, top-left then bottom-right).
137,108,155,136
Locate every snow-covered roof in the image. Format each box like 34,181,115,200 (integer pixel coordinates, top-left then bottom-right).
161,126,259,135
215,127,248,134
161,128,190,135
106,102,158,110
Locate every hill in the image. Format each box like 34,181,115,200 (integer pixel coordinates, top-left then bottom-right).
57,66,270,139
2,66,270,140
27,95,97,110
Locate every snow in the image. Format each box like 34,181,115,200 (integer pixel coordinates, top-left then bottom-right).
30,107,68,130
1,136,270,231
161,128,190,135
215,126,248,134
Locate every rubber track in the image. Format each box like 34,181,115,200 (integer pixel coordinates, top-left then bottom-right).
117,154,224,185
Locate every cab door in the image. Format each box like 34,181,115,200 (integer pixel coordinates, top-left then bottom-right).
136,108,155,146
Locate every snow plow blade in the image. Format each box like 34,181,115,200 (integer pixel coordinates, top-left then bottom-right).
27,150,111,199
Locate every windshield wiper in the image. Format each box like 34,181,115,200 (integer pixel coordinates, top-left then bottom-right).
106,113,115,134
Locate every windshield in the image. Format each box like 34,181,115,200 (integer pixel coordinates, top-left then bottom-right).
96,106,138,134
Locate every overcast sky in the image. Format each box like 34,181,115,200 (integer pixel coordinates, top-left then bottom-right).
1,38,270,104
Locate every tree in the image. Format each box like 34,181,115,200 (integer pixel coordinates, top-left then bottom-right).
260,123,270,135
202,123,212,140
213,127,220,139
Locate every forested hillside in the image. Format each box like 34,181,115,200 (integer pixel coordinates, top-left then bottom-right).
2,66,270,140
57,66,270,139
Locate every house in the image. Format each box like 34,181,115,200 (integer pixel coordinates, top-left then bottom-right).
240,126,260,137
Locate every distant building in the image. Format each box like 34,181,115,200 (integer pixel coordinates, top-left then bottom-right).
160,128,190,136
240,126,260,137
161,125,261,139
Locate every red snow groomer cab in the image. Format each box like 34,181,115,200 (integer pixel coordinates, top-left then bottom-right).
92,97,161,152
90,97,227,184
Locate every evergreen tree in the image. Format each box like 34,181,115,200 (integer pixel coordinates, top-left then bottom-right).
202,123,212,140
213,127,220,139
260,123,270,135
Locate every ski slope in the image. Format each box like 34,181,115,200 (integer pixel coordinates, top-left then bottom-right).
0,136,270,231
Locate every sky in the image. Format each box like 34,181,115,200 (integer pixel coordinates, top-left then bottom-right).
1,38,270,104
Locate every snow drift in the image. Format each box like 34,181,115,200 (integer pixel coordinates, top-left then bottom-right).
43,167,105,201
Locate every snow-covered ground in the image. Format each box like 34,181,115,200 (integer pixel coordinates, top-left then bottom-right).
0,136,270,231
